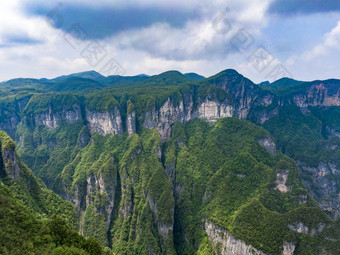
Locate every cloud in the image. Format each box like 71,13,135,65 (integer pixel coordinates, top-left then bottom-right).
27,4,200,40
19,0,272,63
0,34,43,48
24,0,271,40
111,21,243,61
303,21,340,61
268,0,340,16
0,0,339,84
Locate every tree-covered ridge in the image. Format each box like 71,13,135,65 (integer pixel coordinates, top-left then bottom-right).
0,70,194,95
0,184,112,255
0,131,111,254
260,77,340,97
57,130,176,254
12,73,230,188
0,68,339,254
165,118,340,254
0,131,78,226
33,117,338,254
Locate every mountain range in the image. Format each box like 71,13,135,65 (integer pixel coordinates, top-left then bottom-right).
0,69,339,254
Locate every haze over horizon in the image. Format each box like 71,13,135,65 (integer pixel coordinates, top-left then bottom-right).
1,0,340,83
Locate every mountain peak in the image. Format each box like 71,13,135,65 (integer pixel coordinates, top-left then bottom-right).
184,73,205,81
52,70,105,82
144,70,190,85
219,69,242,76
156,70,185,77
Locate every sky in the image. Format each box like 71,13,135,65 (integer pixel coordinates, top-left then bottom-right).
0,0,340,83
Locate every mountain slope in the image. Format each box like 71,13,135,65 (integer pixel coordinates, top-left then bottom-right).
184,73,205,81
53,118,340,254
51,70,105,82
0,131,109,254
0,68,340,254
167,118,339,254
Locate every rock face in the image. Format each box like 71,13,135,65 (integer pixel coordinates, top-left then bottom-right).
0,132,21,181
85,107,123,135
1,145,20,181
275,170,291,193
288,222,325,236
142,96,234,141
85,172,116,230
206,69,274,119
258,137,277,156
34,104,82,129
297,161,340,219
148,196,173,239
142,96,193,141
62,155,118,241
205,221,266,255
293,81,340,107
126,111,136,135
282,242,295,255
0,96,31,138
31,104,125,136
288,222,309,234
195,99,233,122
0,114,20,139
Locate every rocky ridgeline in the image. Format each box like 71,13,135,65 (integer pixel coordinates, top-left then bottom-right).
1,71,339,221
204,220,296,255
1,70,340,253
2,72,340,142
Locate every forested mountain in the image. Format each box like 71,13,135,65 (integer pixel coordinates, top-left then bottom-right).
0,131,111,254
0,69,339,254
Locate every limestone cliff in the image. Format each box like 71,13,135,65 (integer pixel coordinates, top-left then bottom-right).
205,221,297,255
34,104,82,129
297,161,340,219
85,107,123,135
0,95,31,138
142,96,193,141
126,110,136,135
205,221,266,255
141,95,234,141
293,81,340,107
0,134,20,181
204,69,275,119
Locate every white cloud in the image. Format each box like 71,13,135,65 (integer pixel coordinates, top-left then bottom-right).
303,21,340,61
0,0,273,81
0,0,339,83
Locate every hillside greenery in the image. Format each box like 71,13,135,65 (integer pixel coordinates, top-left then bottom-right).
0,69,339,254
0,131,111,254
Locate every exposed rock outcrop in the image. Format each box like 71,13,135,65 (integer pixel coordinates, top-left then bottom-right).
282,242,295,255
126,110,136,135
142,96,234,141
0,114,20,139
148,196,173,239
293,82,340,107
142,96,193,142
34,104,82,129
275,170,291,193
194,99,233,122
288,222,325,236
2,145,20,181
207,70,274,119
288,222,309,234
258,137,277,156
297,161,340,219
85,173,116,229
204,220,266,255
85,107,123,135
